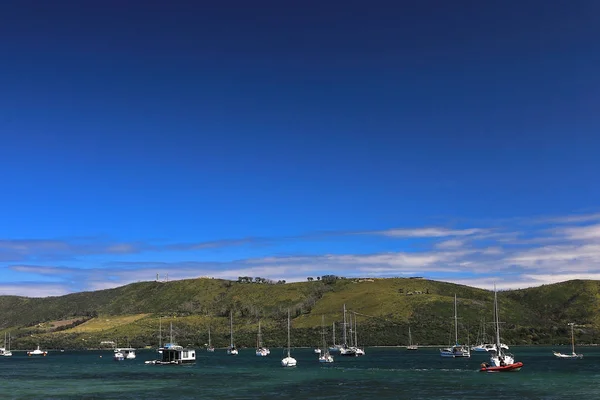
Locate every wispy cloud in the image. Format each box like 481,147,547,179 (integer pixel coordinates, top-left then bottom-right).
3,211,600,295
0,282,71,297
533,212,600,225
0,238,145,262
372,227,486,238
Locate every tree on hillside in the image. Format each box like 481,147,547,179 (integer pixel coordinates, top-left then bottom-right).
307,277,314,281
321,275,339,284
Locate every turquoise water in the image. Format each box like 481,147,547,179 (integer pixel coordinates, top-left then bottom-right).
2,346,599,399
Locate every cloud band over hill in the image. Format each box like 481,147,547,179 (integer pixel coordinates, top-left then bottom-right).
2,211,600,297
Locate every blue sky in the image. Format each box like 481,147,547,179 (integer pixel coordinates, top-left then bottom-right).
1,1,599,296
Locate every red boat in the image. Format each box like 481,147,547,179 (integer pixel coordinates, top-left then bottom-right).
480,361,524,372
479,286,524,373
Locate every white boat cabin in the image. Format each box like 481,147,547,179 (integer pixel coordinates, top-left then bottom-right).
156,343,195,365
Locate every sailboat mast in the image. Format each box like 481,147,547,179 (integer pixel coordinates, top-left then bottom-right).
354,312,358,347
494,286,501,352
343,304,348,345
287,309,291,357
348,312,353,346
159,317,162,348
570,323,575,354
258,321,262,347
230,311,234,347
208,325,211,346
332,323,336,346
322,315,326,351
454,294,458,345
409,326,412,346
482,317,486,343
170,322,173,343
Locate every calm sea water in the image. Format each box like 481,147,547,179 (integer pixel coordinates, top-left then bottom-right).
1,346,599,399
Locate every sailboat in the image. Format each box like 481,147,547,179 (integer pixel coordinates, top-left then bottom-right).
281,309,297,367
440,294,470,358
553,323,583,359
227,311,238,355
340,304,357,356
3,333,12,357
480,285,523,372
255,320,270,356
329,322,343,353
207,325,215,352
471,318,509,352
352,312,365,356
157,317,163,354
319,315,334,363
407,326,418,350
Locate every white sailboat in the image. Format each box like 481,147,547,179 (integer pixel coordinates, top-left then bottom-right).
227,311,238,355
480,285,523,372
157,317,163,354
281,309,297,367
207,325,215,352
255,320,270,356
553,323,583,359
319,315,334,363
352,312,365,356
407,326,418,350
440,294,470,358
471,318,509,352
339,304,357,356
3,333,12,357
328,322,343,353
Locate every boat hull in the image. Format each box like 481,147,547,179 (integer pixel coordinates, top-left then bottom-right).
480,361,523,372
281,356,297,367
319,355,334,363
553,351,583,359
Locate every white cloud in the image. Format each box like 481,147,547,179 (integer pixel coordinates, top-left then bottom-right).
558,224,600,241
535,212,600,224
435,239,464,249
375,227,485,238
0,283,70,297
4,211,600,296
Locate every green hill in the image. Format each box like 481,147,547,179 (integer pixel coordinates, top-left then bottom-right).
1,277,599,350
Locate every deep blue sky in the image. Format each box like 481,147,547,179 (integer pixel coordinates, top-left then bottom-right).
1,1,599,296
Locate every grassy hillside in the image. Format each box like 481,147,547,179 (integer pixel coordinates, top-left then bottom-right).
1,277,599,350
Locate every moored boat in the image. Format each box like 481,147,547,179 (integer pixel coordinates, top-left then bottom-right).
146,323,196,365
553,322,583,359
480,286,523,373
227,311,239,355
1,333,12,357
440,294,470,358
407,326,418,350
116,347,136,360
27,345,48,357
150,343,196,365
281,309,297,367
255,320,270,356
207,325,215,352
318,315,334,363
113,350,125,361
